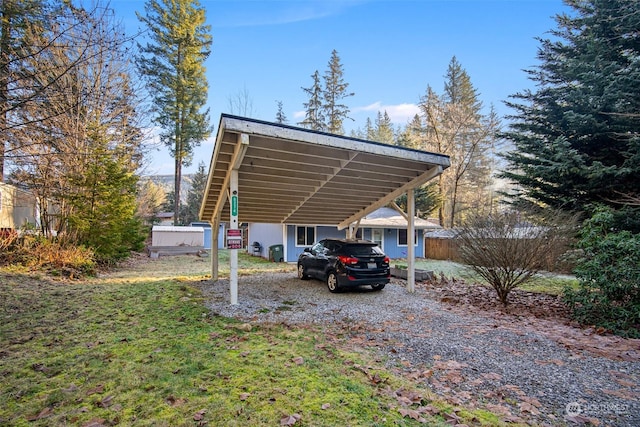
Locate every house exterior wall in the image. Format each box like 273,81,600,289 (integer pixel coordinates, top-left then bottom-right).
0,183,37,230
189,222,226,250
378,228,424,259
248,223,285,258
286,225,347,262
279,225,424,262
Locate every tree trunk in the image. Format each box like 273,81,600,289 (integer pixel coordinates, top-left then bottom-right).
437,174,445,227
0,2,11,182
174,149,181,226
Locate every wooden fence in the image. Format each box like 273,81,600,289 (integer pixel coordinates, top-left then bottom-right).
424,236,574,273
424,237,461,261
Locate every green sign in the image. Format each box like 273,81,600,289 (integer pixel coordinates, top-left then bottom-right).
231,195,238,217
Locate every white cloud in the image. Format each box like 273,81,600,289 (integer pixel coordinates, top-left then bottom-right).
291,102,420,129
212,1,367,28
354,102,420,124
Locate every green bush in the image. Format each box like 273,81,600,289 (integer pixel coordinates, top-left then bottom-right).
564,207,640,337
78,215,147,265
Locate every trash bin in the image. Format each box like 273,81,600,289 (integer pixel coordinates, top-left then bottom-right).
269,244,284,262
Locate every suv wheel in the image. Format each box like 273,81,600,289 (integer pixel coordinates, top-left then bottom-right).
326,271,340,293
371,283,385,291
297,264,309,280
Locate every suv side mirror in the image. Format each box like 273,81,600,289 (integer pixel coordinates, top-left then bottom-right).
304,247,311,253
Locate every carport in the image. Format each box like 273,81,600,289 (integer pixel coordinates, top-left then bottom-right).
199,114,450,304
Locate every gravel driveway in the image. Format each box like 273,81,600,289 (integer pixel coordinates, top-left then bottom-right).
199,272,639,426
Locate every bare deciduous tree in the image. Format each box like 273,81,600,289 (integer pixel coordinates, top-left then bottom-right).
227,86,256,117
8,3,146,260
417,58,501,228
1,1,143,180
457,210,576,305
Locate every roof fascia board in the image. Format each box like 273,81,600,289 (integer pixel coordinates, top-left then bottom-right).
217,133,249,208
199,119,228,222
220,115,450,168
337,165,443,230
209,133,249,223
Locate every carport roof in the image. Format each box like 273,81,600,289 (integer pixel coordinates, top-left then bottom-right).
199,114,450,229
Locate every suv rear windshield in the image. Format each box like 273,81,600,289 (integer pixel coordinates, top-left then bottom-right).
338,244,384,257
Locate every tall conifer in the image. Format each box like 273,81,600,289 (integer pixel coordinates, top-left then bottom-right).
275,100,287,124
500,0,640,229
323,49,353,134
299,70,325,131
136,0,212,225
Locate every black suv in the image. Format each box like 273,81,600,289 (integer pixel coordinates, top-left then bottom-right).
297,238,391,292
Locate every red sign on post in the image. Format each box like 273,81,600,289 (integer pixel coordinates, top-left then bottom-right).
226,229,243,249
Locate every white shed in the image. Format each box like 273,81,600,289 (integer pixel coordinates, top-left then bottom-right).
149,226,205,258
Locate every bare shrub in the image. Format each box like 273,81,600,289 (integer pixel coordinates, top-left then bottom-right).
0,229,20,264
457,210,576,305
1,233,95,276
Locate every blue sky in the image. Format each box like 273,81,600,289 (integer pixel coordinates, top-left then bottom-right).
110,0,569,175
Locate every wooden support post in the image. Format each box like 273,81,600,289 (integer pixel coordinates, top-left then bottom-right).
211,214,220,281
230,169,239,305
407,188,416,293
227,133,248,305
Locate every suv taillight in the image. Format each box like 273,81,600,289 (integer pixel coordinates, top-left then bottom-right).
337,255,359,265
383,256,390,264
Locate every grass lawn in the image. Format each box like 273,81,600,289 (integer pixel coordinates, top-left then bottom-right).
0,252,516,427
409,259,578,295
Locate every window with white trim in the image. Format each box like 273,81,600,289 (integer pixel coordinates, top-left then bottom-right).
371,229,383,248
295,226,315,246
398,229,418,246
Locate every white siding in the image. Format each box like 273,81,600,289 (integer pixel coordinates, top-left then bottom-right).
247,223,284,259
151,226,204,247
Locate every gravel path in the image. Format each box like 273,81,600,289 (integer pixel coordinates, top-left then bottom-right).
199,272,639,426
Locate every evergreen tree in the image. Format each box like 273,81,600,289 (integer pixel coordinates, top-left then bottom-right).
364,117,375,140
444,56,481,108
67,145,145,263
323,49,354,134
275,100,287,123
396,114,423,149
395,183,442,220
183,161,207,224
500,0,640,230
299,70,325,131
300,50,354,134
136,0,212,226
373,111,395,144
